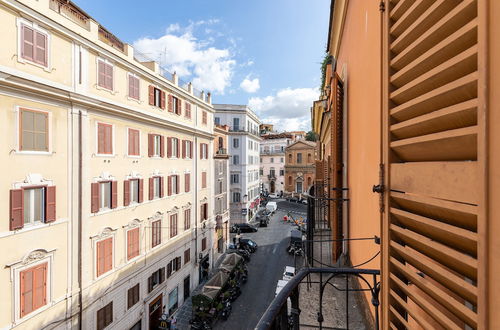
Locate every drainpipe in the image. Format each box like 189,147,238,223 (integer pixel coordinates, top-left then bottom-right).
194,108,199,277
78,110,83,330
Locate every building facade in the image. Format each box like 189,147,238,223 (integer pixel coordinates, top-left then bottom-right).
310,0,499,329
260,133,293,196
213,125,230,265
213,104,262,223
0,1,215,329
284,140,316,196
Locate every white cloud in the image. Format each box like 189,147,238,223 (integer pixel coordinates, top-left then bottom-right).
240,76,260,93
248,87,319,131
133,20,235,94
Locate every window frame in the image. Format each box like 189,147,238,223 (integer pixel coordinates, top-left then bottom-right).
96,57,114,91
127,283,140,310
172,96,181,115
151,219,162,248
17,19,51,70
152,176,161,199
129,179,140,204
126,227,140,261
202,111,208,125
22,186,46,226
95,236,114,278
96,301,113,330
127,128,141,157
18,108,50,153
98,181,112,211
127,73,140,101
96,122,114,156
170,213,178,238
184,209,191,230
152,134,162,157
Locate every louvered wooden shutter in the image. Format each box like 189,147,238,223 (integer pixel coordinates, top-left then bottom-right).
45,186,56,223
168,176,172,196
176,175,180,194
123,180,130,206
160,135,165,158
167,262,172,278
34,31,47,67
168,95,173,112
149,178,154,200
167,137,172,158
21,25,34,61
138,179,144,203
182,140,186,158
159,267,165,283
382,1,483,329
160,91,165,109
91,183,99,213
111,181,117,209
160,176,165,198
202,172,207,188
10,189,24,230
176,139,180,158
185,173,190,192
148,276,153,293
178,99,182,115
148,86,154,105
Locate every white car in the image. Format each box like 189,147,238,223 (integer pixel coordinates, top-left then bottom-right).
266,201,277,214
275,280,289,296
268,193,277,198
283,266,295,281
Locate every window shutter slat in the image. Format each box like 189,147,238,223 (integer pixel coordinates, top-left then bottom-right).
167,137,172,158
98,61,105,88
176,175,180,194
91,183,99,213
160,135,165,158
148,85,154,105
10,189,24,230
168,176,172,196
176,139,180,158
167,95,173,112
111,181,118,209
123,180,130,206
34,31,47,66
160,176,165,198
182,140,186,159
160,91,166,109
149,178,154,200
45,186,56,223
160,267,165,283
138,179,144,203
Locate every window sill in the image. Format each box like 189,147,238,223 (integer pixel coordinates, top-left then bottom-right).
14,150,52,156
17,57,52,73
94,153,116,158
0,219,67,238
127,155,141,159
127,96,141,104
95,84,118,95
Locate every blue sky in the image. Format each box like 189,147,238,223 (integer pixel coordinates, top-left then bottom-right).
77,0,330,130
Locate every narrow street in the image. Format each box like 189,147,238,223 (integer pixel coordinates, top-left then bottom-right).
214,201,306,330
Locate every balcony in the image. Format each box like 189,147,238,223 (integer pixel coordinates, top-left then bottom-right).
49,0,90,30
228,126,260,137
98,26,125,53
267,174,276,180
216,148,228,156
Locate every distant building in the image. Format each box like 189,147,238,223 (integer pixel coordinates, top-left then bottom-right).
284,140,317,195
260,123,275,135
213,104,262,223
260,133,294,196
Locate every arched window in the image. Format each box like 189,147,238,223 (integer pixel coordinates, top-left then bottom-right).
288,176,293,186
288,154,292,163
307,153,312,163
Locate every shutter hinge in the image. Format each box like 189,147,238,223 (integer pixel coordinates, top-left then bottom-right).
379,1,386,12
372,163,385,213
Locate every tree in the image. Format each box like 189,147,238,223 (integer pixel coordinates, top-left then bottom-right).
305,131,318,142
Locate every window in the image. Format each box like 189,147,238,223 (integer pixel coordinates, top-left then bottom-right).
127,284,139,310
129,179,140,204
308,153,312,163
149,86,165,109
91,181,117,213
168,287,178,315
97,302,113,330
97,123,113,155
171,96,181,115
147,268,165,293
97,59,113,90
271,158,274,163
288,154,292,163
200,143,208,159
170,214,178,238
270,168,276,177
218,137,224,150
169,138,179,158
233,192,241,203
128,74,140,100
20,262,47,317
185,103,191,118
23,187,44,225
259,168,263,176
148,134,164,157
200,203,208,221
10,185,55,230
233,155,239,165
184,248,191,264
127,227,140,260
201,172,207,189
150,176,163,200
280,169,285,176
281,157,284,163
185,173,190,193
20,24,48,67
183,140,193,159
214,117,220,125
230,174,239,184
96,237,113,277
202,237,207,251
202,111,207,125
99,182,112,210
151,220,161,248
184,209,191,230
233,118,240,130
233,138,239,148
128,129,140,156
19,109,48,152
168,175,179,195
297,153,302,164
167,257,182,278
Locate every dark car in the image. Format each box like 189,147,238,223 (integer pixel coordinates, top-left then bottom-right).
227,244,251,261
240,238,258,253
257,215,270,227
230,223,258,233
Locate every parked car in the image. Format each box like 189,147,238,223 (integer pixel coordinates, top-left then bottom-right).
300,198,308,205
257,215,270,227
227,244,251,261
283,266,295,281
240,238,258,253
230,223,258,233
266,201,278,214
268,193,278,198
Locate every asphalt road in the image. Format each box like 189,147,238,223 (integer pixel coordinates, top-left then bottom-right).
214,201,307,330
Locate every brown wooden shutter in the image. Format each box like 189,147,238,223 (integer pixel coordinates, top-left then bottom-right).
202,172,207,188
178,99,182,115
160,135,165,158
147,276,153,293
160,176,165,198
185,173,190,192
200,143,203,159
21,25,34,61
148,134,153,157
148,85,154,105
160,91,166,109
123,180,130,206
34,32,47,67
91,183,99,213
167,137,172,158
138,179,144,203
167,262,172,278
45,186,56,223
149,178,154,200
10,189,24,230
111,181,118,209
168,95,173,112
167,176,172,196
182,140,186,159
159,267,165,283
176,175,180,194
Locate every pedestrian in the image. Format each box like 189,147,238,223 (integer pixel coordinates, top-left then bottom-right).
170,315,177,330
233,236,236,245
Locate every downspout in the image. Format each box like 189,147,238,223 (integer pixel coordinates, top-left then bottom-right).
78,110,83,330
194,107,199,274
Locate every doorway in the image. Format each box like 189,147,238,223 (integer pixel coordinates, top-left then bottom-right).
199,255,209,284
148,294,162,330
296,181,303,193
270,180,276,193
183,276,190,301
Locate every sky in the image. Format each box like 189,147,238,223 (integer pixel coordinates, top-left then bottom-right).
76,0,330,131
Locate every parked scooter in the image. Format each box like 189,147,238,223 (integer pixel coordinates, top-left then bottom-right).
189,318,212,330
287,245,304,256
220,300,232,320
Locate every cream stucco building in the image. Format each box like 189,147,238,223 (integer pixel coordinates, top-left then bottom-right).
0,0,216,329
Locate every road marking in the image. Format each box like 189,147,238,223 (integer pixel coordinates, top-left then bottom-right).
272,245,278,254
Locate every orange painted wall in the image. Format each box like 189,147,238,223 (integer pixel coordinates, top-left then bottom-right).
334,0,381,320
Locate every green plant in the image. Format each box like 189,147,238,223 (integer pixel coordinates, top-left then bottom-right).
320,53,333,92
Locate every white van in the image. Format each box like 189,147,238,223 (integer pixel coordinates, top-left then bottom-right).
266,201,277,214
283,266,296,281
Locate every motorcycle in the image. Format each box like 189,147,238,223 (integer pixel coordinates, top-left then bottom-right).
189,318,212,330
287,245,304,256
220,300,232,320
229,286,241,302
